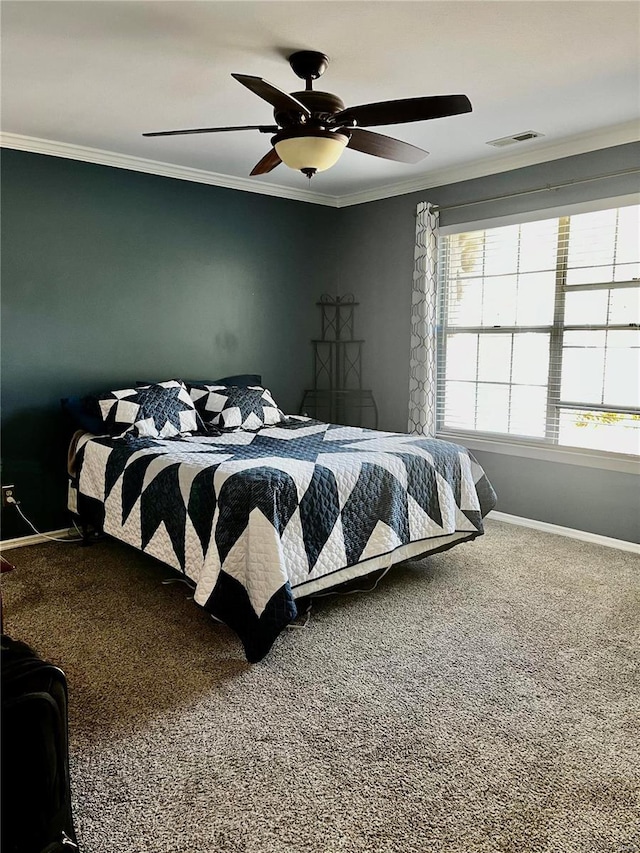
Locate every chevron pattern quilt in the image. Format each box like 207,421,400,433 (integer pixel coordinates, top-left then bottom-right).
73,418,496,661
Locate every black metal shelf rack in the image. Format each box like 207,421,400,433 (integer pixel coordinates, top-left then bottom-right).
300,294,378,428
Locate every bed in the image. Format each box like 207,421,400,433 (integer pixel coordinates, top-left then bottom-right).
66,379,496,661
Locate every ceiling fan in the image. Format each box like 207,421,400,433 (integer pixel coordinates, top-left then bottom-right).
143,51,472,179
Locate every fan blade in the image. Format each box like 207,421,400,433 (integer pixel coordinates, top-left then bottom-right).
346,128,428,163
231,74,311,117
250,148,282,176
332,95,472,128
143,125,278,138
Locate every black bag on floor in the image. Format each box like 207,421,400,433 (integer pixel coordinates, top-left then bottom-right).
1,635,79,853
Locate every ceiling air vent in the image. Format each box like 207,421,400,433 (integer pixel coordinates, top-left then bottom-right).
486,130,545,148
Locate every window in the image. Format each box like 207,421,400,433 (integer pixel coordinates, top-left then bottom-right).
437,203,640,457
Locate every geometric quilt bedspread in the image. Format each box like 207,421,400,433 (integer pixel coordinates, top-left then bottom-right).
73,418,497,661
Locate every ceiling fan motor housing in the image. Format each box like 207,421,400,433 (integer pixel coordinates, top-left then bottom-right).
272,87,350,176
274,91,345,128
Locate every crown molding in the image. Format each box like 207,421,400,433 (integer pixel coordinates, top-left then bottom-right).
334,120,640,208
0,132,339,207
1,120,638,209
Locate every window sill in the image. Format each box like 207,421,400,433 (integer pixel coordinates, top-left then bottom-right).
436,431,640,475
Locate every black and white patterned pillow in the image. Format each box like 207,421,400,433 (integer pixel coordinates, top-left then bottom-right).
188,384,286,431
94,380,199,438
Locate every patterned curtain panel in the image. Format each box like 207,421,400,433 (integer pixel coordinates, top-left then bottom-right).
408,202,440,435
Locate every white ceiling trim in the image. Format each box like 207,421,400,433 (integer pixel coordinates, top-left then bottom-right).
1,121,638,210
335,120,640,207
0,132,338,207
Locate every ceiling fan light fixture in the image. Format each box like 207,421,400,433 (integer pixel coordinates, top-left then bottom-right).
272,128,349,174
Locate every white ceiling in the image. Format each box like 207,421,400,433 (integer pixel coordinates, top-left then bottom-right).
1,0,639,204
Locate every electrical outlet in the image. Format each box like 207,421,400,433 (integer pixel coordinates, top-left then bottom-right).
2,485,16,508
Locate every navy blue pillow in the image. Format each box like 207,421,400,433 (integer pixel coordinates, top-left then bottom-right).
136,374,262,388
61,396,104,434
208,374,262,387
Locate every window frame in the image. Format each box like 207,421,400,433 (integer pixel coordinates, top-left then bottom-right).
435,194,640,475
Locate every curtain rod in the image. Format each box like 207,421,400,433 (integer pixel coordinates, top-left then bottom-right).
430,167,640,213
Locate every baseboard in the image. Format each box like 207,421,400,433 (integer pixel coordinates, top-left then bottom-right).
488,511,640,555
0,529,78,550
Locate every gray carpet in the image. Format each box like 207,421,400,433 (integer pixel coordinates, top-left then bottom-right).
2,520,639,853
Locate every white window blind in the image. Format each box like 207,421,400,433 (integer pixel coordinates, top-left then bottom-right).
437,203,640,457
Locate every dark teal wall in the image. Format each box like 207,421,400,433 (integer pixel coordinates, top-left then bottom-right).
334,142,640,543
3,144,638,543
1,149,332,538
